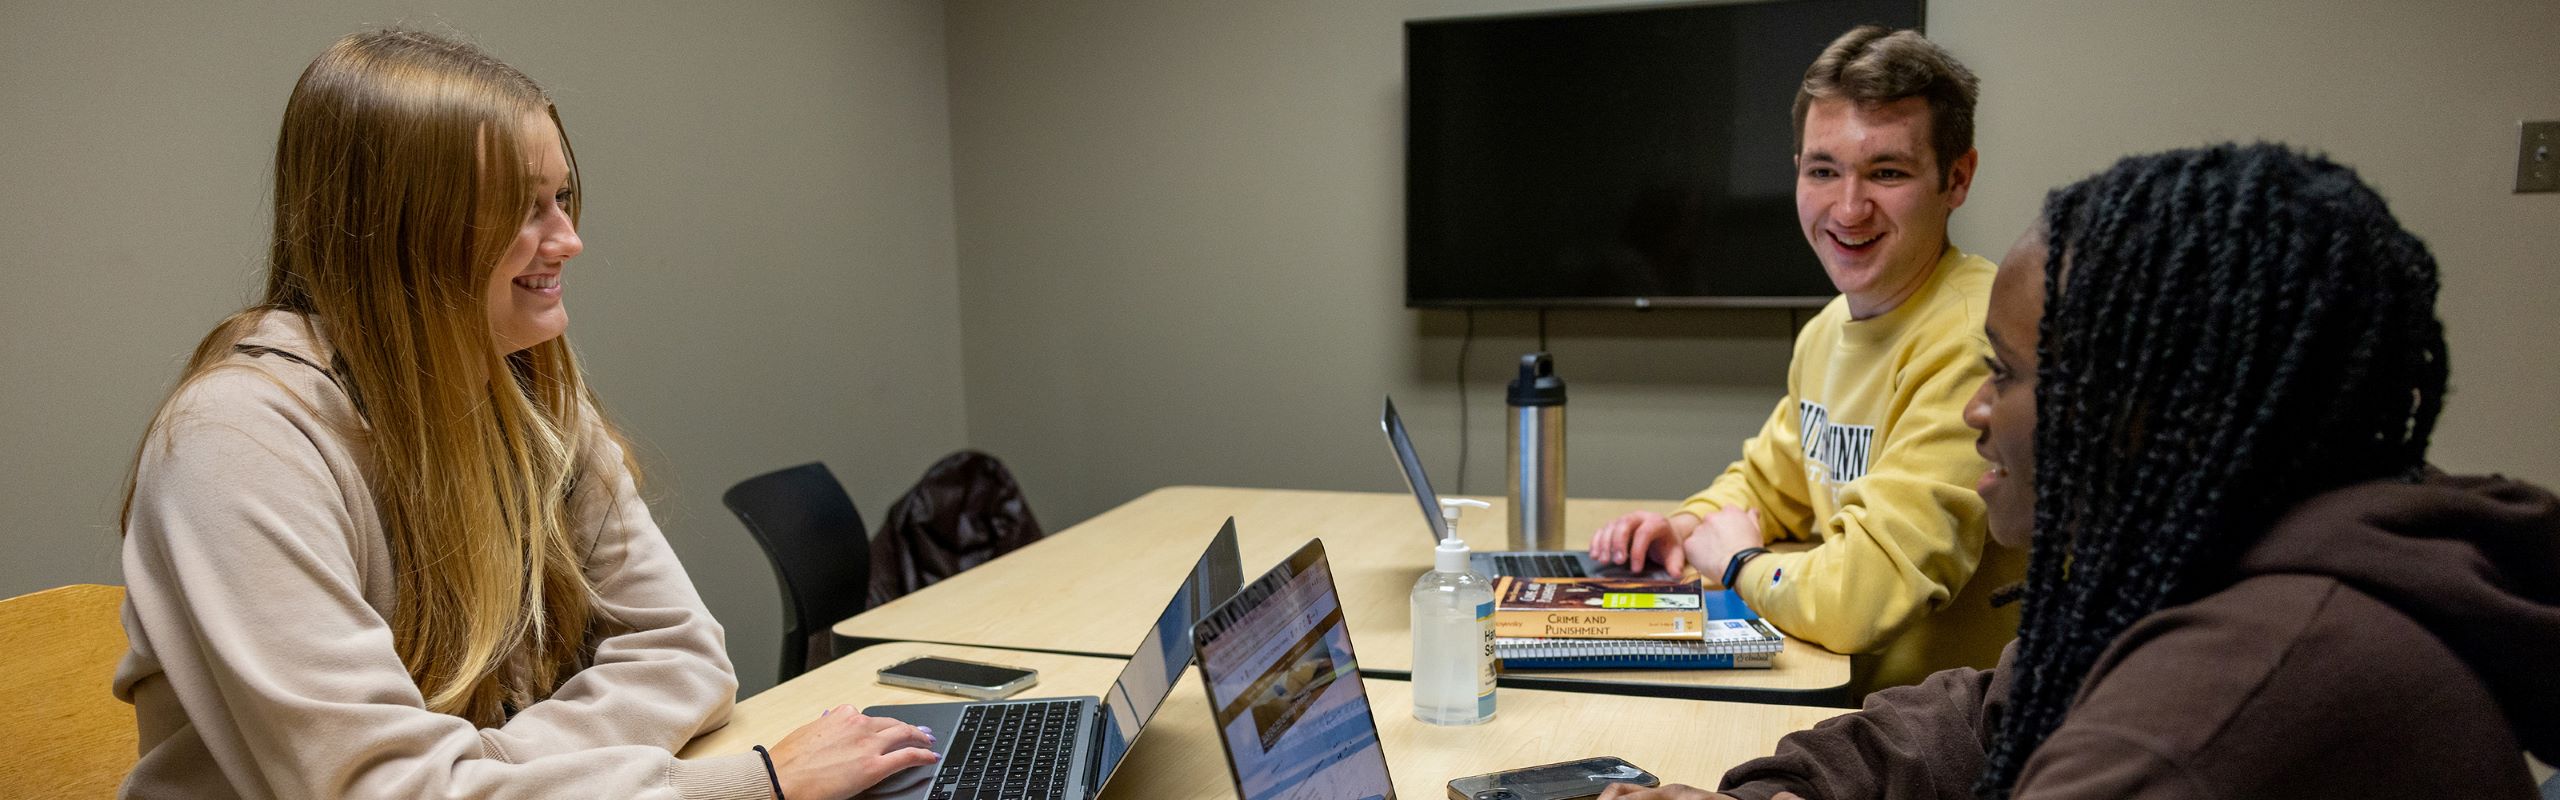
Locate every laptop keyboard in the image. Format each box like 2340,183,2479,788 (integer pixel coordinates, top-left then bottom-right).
1493,553,1588,579
927,699,1083,800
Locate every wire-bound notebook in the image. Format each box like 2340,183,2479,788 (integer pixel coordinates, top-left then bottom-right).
1497,589,1782,670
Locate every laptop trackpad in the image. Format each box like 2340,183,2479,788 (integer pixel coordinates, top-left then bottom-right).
1596,563,1676,581
858,763,935,798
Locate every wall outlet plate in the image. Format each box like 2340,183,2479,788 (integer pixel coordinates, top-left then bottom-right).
2520,120,2559,193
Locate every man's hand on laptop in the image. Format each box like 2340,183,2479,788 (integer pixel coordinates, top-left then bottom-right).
1590,510,1704,575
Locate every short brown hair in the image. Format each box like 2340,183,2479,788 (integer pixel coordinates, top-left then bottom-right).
1791,26,1979,185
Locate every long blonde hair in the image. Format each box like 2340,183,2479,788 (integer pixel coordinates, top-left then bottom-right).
129,29,613,726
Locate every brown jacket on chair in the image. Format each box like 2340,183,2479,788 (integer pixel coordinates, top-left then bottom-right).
866,451,1045,608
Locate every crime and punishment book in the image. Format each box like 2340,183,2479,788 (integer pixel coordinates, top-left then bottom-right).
1491,576,1708,639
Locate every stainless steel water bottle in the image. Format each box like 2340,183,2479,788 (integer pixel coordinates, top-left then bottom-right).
1505,352,1567,552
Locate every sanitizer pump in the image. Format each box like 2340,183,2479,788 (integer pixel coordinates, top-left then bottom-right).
1411,498,1496,725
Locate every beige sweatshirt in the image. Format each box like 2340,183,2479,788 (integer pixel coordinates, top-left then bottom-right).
114,312,770,799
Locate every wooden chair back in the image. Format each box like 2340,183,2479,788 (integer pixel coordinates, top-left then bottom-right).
0,584,137,796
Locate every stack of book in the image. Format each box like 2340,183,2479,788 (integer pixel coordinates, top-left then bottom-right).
1490,576,1784,670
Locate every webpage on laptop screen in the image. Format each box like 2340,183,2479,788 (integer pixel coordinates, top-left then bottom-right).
1198,559,1392,800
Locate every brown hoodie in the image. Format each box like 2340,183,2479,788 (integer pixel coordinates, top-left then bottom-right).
1717,473,2560,799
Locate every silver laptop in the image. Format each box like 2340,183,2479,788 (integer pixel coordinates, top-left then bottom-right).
1191,539,1396,800
1382,396,1669,580
861,519,1245,800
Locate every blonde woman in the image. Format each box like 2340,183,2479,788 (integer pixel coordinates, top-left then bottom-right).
114,30,932,799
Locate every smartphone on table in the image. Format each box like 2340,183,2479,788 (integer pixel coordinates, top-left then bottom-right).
874,655,1038,700
1446,756,1660,800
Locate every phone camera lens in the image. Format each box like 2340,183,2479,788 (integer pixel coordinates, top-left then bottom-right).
1473,791,1521,800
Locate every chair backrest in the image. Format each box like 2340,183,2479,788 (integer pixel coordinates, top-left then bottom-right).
0,584,137,796
723,462,870,684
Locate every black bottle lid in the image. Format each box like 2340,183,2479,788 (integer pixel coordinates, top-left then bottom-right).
1507,352,1567,406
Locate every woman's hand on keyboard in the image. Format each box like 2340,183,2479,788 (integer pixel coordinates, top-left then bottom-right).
770,705,940,799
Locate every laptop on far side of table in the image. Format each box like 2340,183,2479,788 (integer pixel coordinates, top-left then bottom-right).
1382,396,1670,580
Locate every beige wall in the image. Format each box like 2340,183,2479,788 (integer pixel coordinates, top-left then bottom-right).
1928,0,2560,485
946,0,2560,534
0,1,966,695
945,0,1807,535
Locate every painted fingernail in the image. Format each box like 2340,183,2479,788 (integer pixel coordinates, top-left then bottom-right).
916,725,932,735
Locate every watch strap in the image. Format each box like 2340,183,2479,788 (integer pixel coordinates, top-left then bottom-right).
1721,546,1771,589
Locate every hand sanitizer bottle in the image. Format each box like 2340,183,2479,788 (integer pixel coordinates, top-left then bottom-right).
1412,498,1496,725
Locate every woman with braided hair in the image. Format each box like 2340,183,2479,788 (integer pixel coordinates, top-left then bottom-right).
1604,143,2560,799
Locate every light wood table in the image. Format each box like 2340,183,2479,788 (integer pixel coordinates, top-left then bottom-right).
685,642,1844,799
835,486,1853,706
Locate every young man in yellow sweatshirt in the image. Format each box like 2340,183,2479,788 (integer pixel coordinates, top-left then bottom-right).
1588,27,2022,694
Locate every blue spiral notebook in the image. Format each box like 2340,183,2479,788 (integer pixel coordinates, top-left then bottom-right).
1496,589,1782,670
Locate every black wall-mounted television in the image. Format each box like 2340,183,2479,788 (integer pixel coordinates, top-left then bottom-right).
1405,0,1926,309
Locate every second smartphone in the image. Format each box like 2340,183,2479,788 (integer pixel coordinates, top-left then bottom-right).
874,655,1038,700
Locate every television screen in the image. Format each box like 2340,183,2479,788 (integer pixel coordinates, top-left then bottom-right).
1406,0,1927,308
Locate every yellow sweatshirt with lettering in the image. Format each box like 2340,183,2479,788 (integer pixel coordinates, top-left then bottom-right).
1678,246,2023,694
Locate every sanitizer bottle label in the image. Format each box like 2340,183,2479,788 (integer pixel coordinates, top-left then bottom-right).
1475,600,1497,718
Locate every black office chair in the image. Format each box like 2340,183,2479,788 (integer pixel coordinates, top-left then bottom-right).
724,462,871,685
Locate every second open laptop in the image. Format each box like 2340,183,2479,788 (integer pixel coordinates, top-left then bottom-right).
860,518,1246,800
1381,396,1670,580
1191,538,1397,800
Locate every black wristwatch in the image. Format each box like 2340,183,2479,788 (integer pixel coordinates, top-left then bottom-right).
1721,546,1771,589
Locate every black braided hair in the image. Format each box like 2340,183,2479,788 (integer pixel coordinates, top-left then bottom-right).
1976,143,2449,798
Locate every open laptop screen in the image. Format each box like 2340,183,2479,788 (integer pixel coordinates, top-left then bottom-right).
1381,397,1452,544
1193,540,1395,800
1092,519,1245,785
